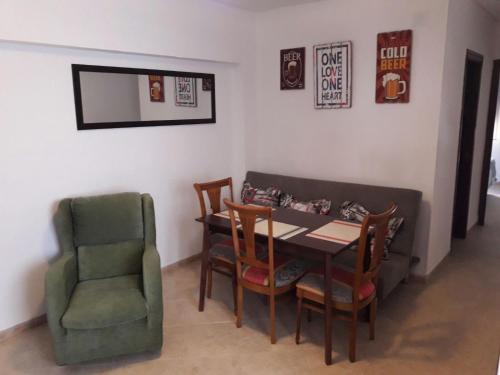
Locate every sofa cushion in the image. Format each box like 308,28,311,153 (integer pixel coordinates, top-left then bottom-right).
339,200,404,259
61,275,147,330
71,192,144,246
77,239,144,281
241,181,281,207
280,193,331,215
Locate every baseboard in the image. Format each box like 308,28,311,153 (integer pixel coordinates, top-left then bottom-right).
410,249,450,283
0,314,47,342
161,252,201,273
0,252,202,343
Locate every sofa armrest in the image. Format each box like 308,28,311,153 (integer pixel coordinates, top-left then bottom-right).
142,244,163,328
45,252,77,337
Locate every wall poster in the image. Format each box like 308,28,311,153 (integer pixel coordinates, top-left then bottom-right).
280,47,305,90
175,77,197,107
313,41,352,109
376,30,412,103
149,75,165,102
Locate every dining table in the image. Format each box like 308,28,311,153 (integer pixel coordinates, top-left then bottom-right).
195,206,361,366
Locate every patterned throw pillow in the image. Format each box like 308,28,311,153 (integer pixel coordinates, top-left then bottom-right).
339,201,404,260
280,193,331,215
241,181,281,207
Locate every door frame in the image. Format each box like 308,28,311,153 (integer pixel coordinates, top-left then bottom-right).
452,49,484,238
478,59,500,225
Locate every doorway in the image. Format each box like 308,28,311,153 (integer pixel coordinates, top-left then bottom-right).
452,50,483,239
478,60,500,225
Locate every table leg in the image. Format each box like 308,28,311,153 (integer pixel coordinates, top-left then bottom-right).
324,253,332,365
198,227,210,312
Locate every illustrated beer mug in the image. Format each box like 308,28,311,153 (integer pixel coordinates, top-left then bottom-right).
382,73,406,100
150,82,162,100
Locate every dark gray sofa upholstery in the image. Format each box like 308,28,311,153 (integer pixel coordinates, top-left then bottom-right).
245,171,422,299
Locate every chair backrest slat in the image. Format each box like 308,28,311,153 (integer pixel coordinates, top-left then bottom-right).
353,203,397,303
193,177,233,217
224,200,273,277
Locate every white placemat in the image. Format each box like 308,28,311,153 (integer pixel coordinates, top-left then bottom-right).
306,220,361,244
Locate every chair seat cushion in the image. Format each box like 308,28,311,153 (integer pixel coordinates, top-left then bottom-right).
297,266,375,304
209,239,266,264
242,255,307,288
61,274,147,330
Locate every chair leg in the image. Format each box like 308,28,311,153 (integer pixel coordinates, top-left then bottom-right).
295,296,303,345
206,262,213,299
349,310,358,363
236,284,243,328
232,273,238,315
270,294,276,344
369,298,377,340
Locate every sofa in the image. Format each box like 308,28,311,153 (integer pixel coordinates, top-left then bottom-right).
45,192,163,365
245,171,422,300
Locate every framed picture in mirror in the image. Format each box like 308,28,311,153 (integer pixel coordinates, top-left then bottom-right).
72,64,216,130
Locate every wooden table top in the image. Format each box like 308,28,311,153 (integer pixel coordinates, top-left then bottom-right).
197,207,358,256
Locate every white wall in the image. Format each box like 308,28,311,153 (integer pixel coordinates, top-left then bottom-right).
249,0,449,276
429,0,497,273
0,0,256,331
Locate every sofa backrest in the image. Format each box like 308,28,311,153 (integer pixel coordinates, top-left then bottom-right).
245,171,422,258
70,192,145,281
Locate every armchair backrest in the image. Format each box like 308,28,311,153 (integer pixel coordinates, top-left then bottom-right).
57,192,152,282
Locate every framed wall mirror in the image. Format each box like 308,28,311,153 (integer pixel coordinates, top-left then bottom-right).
72,64,216,130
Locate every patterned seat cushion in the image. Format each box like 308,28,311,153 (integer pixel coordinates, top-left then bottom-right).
209,232,232,246
242,255,307,288
297,266,375,304
280,193,331,215
209,239,266,264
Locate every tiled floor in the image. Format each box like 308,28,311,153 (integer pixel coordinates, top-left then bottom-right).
1,198,499,374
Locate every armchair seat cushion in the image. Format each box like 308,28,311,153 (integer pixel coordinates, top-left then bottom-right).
61,274,147,330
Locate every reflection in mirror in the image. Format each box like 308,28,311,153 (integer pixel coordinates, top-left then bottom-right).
72,65,215,130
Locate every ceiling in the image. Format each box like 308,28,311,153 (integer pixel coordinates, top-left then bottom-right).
210,0,324,12
473,0,500,19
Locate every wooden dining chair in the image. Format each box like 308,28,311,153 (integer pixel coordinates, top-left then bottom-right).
224,199,307,344
194,178,238,311
295,203,397,362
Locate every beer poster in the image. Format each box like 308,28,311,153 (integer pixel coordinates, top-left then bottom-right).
376,30,412,103
149,75,165,103
313,41,352,109
280,47,305,90
175,77,197,107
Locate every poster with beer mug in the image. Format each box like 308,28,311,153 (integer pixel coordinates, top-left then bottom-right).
376,30,412,103
280,47,305,90
149,75,165,103
313,41,352,109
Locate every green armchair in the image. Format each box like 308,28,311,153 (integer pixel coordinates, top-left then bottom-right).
45,192,163,365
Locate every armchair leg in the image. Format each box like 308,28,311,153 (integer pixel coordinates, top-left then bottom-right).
295,296,303,345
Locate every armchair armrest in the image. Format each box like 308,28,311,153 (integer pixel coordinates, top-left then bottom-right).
45,252,77,338
142,244,163,328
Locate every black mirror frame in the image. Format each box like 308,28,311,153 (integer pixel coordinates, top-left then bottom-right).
72,64,216,130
